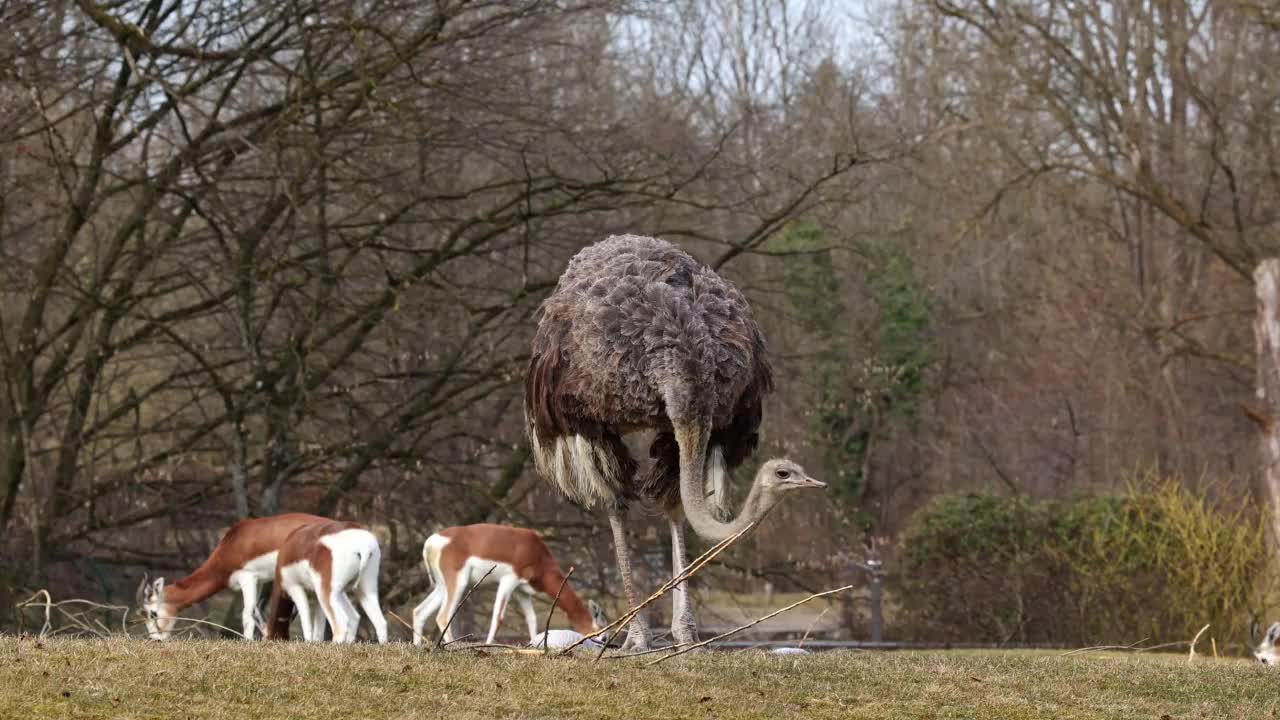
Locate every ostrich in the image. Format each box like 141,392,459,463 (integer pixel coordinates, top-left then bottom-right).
524,234,826,650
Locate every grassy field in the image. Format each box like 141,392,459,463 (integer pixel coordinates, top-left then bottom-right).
1,637,1277,719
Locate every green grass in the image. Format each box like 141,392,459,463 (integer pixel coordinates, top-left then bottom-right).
1,638,1277,719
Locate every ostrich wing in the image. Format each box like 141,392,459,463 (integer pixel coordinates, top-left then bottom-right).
525,314,571,442
714,325,773,466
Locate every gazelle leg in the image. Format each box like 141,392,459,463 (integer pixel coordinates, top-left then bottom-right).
311,602,327,641
608,509,652,651
315,574,344,643
413,587,445,645
437,569,470,643
285,585,314,642
517,594,538,644
487,576,519,645
668,515,699,646
331,590,360,643
354,556,388,644
356,593,387,644
240,579,261,640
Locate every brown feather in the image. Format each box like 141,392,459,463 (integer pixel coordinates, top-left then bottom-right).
525,235,772,511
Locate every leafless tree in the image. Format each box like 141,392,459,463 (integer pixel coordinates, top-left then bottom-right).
0,0,881,620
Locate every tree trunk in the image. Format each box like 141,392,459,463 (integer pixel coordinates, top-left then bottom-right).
1252,259,1280,547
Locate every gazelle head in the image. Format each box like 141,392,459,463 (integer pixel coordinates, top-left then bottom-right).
137,575,177,641
588,599,607,633
1253,619,1280,666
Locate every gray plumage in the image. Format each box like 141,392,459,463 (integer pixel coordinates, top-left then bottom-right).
525,234,771,513
524,234,825,651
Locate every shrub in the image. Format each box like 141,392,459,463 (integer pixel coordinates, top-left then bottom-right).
890,475,1274,651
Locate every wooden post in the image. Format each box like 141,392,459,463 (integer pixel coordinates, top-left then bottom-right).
838,571,855,638
867,559,884,643
1252,259,1280,548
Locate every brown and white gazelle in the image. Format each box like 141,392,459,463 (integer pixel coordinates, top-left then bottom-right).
137,512,331,640
411,523,607,646
265,520,388,644
1253,618,1280,666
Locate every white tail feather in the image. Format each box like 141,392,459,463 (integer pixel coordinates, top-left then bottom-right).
706,446,729,521
528,427,623,509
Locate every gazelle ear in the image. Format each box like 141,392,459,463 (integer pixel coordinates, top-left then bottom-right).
1266,622,1280,646
136,574,150,605
588,599,607,626
153,577,166,597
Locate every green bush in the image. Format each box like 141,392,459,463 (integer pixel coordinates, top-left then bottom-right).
890,476,1273,651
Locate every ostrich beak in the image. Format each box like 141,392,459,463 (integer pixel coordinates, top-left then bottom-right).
795,474,826,489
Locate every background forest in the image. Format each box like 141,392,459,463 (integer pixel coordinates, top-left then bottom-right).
2,0,1278,648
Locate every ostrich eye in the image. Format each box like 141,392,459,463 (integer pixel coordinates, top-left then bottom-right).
775,469,791,479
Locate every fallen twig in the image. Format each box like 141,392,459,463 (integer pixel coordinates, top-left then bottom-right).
449,642,531,652
561,521,759,658
168,615,252,639
92,617,114,636
386,609,413,632
542,566,574,656
593,520,752,655
15,590,54,637
435,566,495,650
1189,623,1210,662
1058,627,1216,660
597,521,759,660
1057,638,1152,658
602,641,696,659
647,584,855,666
16,591,135,638
441,633,476,648
1129,640,1196,653
798,604,834,650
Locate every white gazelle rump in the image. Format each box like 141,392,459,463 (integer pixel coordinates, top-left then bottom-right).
267,521,388,644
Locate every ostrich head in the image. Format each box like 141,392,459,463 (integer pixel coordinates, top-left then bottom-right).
756,458,825,493
676,457,825,542
749,459,826,511
137,575,177,641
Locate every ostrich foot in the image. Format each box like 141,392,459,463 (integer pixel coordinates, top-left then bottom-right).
671,616,699,648
671,589,699,647
620,617,653,652
667,516,702,650
672,615,705,652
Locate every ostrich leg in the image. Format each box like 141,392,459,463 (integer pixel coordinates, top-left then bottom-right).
668,516,699,646
607,509,653,650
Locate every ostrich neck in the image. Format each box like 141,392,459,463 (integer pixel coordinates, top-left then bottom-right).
721,478,781,536
676,423,779,542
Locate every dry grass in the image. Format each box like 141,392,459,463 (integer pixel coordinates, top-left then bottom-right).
2,637,1278,719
